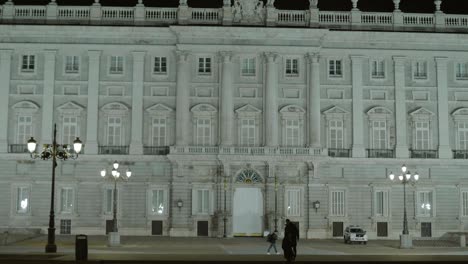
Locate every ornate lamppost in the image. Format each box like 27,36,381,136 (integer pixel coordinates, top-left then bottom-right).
388,164,419,249
27,124,82,253
100,161,131,247
274,173,278,232
223,167,227,238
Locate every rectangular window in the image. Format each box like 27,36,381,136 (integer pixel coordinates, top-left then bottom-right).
330,190,345,216
241,58,256,76
60,219,71,234
109,56,124,74
198,57,211,75
60,188,74,213
152,117,167,146
458,122,468,150
372,120,387,149
107,117,122,146
153,57,167,74
21,55,35,72
285,119,300,146
151,189,166,215
197,189,210,214
16,186,30,214
65,56,79,74
462,191,468,217
196,118,211,146
240,119,256,146
286,189,301,216
104,188,115,214
456,62,468,79
62,116,78,145
329,59,342,78
329,120,344,149
17,115,32,144
371,59,385,79
414,61,427,79
415,121,430,150
375,190,389,217
285,58,299,76
417,191,433,217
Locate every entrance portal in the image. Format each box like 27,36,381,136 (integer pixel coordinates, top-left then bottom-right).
233,187,263,236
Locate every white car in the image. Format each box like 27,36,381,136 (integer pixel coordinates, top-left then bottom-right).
343,225,368,244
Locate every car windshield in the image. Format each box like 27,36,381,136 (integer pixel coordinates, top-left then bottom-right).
350,228,363,233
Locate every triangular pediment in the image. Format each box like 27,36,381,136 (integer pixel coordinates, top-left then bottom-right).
322,106,349,115
146,103,174,114
367,106,393,115
409,107,434,116
57,101,84,113
235,104,262,113
279,105,305,113
190,104,217,113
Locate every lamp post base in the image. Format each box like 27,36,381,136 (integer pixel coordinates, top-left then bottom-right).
45,243,57,253
400,234,412,249
107,232,120,247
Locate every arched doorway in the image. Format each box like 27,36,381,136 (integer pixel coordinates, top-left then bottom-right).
232,168,263,237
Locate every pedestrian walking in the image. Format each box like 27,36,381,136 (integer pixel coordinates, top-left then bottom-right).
281,233,294,263
266,230,279,255
284,219,299,261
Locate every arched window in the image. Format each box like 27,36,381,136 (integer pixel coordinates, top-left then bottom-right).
235,168,262,183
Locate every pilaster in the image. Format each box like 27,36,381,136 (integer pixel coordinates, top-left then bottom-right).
435,57,452,158
393,56,409,158
0,50,12,153
264,52,279,147
307,53,321,148
129,51,145,155
41,50,56,144
175,50,191,146
219,51,234,146
350,55,365,157
86,50,101,154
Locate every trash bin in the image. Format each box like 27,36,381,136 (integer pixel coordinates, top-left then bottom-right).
75,234,88,261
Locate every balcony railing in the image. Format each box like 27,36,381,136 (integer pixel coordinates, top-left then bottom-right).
98,146,129,155
143,146,170,155
367,149,395,158
170,146,323,156
328,148,351,158
0,3,466,33
453,150,468,159
8,144,28,153
410,149,438,159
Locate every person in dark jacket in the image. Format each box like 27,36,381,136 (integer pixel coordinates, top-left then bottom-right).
284,219,299,260
281,233,294,263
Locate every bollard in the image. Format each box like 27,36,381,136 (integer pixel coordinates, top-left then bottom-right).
460,234,466,248
75,234,88,261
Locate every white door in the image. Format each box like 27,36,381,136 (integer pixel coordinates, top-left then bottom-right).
233,187,263,236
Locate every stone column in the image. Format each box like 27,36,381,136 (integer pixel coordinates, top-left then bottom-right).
351,55,365,157
42,50,56,144
393,56,409,158
0,50,12,153
175,51,191,146
307,53,321,148
219,51,234,146
264,52,279,147
435,57,452,158
85,50,101,154
129,51,145,155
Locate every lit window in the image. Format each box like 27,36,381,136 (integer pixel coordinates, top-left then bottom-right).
60,188,74,213
151,189,166,215
417,191,433,217
286,189,301,216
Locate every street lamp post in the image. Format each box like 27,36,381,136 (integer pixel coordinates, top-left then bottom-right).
100,161,131,247
223,168,227,238
274,173,278,232
388,164,419,249
27,123,82,253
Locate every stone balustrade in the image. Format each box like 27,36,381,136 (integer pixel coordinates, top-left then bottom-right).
170,146,324,156
0,2,467,32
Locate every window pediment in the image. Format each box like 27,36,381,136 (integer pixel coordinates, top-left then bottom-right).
191,103,217,113
323,106,349,120
410,107,434,121
146,103,174,115
452,107,468,121
56,101,84,115
235,104,262,114
12,100,40,114
280,105,305,119
367,106,392,120
101,102,129,115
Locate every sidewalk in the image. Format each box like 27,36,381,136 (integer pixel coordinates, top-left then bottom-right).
0,235,467,263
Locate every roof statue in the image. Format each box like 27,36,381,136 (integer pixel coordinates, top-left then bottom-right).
309,0,318,8
233,0,265,24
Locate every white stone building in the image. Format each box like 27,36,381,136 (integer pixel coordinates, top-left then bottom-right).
1,0,468,240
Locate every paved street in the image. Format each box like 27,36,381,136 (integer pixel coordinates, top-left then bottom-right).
0,235,467,263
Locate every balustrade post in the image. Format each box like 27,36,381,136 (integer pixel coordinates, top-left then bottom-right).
350,0,361,29
90,1,102,24
2,1,14,21
134,1,145,25
46,1,58,22
434,1,445,31
178,0,190,25
222,1,233,26
309,0,319,28
266,3,276,27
